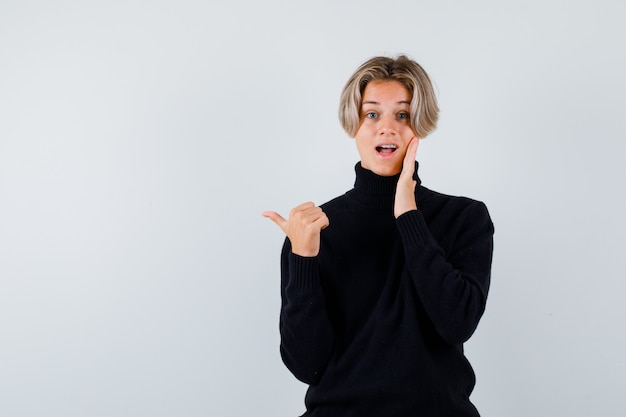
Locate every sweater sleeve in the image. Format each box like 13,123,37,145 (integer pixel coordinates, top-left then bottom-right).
396,201,494,345
278,238,334,385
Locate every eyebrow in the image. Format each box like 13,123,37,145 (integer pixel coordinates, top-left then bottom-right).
362,100,411,105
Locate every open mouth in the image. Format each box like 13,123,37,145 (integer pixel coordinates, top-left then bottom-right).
376,144,398,155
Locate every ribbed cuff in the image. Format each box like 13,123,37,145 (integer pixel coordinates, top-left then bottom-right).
396,210,430,247
288,253,321,291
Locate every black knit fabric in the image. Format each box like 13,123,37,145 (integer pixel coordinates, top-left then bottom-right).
279,162,494,417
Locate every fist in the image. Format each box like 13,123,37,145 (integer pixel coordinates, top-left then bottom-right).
262,202,330,257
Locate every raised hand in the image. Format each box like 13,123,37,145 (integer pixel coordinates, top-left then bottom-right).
394,137,419,218
262,202,330,257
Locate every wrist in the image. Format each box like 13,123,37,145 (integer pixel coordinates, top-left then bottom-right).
290,244,320,257
394,204,417,219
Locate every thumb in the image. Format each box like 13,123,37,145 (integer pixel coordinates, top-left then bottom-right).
262,211,288,234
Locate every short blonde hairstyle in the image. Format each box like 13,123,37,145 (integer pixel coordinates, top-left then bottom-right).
339,55,439,138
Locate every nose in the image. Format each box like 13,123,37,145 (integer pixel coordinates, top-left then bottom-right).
378,113,398,134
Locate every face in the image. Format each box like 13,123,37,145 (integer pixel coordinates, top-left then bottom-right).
353,79,417,176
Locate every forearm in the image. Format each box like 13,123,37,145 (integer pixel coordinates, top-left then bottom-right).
396,207,494,345
279,246,334,385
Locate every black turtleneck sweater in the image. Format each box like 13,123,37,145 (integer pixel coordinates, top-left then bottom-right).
279,162,494,417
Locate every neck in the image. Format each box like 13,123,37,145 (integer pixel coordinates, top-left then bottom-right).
350,161,421,209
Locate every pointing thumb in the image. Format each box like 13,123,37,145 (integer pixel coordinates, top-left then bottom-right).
262,211,288,234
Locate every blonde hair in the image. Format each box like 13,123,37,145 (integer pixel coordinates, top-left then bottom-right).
339,55,439,138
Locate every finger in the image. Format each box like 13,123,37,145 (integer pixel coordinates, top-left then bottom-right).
401,138,419,178
292,201,315,212
289,202,315,221
262,211,288,234
298,204,324,218
291,204,328,231
291,203,324,224
408,137,419,160
315,213,330,230
301,206,327,224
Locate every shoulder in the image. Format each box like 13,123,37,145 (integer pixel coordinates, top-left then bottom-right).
319,191,353,212
418,186,494,234
419,185,489,211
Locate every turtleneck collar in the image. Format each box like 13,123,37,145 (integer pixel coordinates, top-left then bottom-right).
349,161,421,209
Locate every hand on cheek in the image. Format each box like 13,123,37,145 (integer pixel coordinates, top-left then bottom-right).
394,137,419,218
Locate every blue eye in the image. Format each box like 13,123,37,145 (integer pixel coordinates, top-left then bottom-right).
365,112,377,119
397,112,409,119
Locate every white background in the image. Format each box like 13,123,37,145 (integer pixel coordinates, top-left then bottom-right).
1,1,625,416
